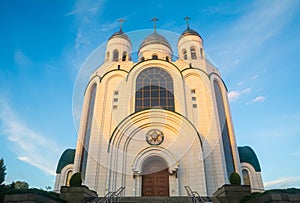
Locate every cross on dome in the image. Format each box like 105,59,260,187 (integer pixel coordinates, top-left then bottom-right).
118,19,125,31
184,16,191,29
150,17,159,32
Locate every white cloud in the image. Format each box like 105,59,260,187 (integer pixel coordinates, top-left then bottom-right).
0,99,63,176
208,0,299,72
246,96,266,105
14,49,32,68
264,176,300,189
253,96,266,102
100,21,120,32
65,0,107,71
228,88,251,102
228,91,240,102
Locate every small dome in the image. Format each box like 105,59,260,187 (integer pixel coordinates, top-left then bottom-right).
108,29,131,43
179,28,203,41
238,146,261,172
56,149,75,173
139,31,172,51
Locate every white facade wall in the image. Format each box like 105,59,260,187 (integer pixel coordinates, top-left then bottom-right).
55,29,263,197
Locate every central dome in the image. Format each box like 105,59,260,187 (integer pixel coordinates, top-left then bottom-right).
139,31,172,51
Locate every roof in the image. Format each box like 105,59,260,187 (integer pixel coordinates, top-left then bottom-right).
178,27,203,41
108,29,131,43
56,149,75,173
238,146,261,172
139,31,172,51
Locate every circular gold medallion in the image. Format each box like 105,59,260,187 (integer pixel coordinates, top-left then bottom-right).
146,129,164,145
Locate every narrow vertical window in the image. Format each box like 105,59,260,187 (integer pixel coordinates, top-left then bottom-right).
200,48,203,59
190,47,197,59
214,80,235,179
135,67,174,112
242,169,251,186
182,49,187,60
80,84,97,179
113,49,119,61
122,51,127,61
106,51,110,61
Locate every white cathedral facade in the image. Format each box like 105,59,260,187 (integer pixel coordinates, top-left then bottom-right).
54,21,264,197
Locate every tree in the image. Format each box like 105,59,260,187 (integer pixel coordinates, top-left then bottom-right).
45,186,52,191
229,171,241,185
14,181,29,190
69,172,82,187
0,158,6,185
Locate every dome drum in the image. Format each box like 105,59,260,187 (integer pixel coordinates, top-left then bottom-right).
106,30,132,62
138,31,173,60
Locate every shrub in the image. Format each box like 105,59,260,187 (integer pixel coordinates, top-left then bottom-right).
69,172,82,187
229,171,241,185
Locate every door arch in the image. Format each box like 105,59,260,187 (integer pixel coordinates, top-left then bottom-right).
141,156,169,196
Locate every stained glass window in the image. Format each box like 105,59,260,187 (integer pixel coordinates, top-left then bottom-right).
135,67,174,111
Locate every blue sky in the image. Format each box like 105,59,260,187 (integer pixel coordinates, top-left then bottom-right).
0,0,299,190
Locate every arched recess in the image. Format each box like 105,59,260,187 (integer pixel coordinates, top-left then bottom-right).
190,46,197,59
126,60,184,82
132,146,178,174
213,79,235,178
135,67,175,112
113,49,119,61
80,83,97,179
182,49,187,60
106,109,205,194
242,169,251,186
108,109,203,152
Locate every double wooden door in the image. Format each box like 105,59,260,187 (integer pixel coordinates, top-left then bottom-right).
142,168,169,196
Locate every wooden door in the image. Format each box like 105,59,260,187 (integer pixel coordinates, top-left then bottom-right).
142,168,169,196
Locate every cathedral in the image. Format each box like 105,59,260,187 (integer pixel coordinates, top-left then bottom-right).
54,19,264,197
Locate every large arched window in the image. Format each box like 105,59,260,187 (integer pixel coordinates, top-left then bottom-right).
190,47,197,59
214,80,235,179
135,67,175,112
80,84,97,179
242,169,251,186
113,49,119,61
182,49,187,60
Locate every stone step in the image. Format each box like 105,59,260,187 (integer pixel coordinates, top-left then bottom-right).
116,196,190,203
90,196,213,203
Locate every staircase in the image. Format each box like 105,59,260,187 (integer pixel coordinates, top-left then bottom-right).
89,186,212,203
113,196,190,203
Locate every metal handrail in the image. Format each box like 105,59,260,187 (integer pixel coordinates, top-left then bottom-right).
97,191,113,203
193,191,206,203
95,186,125,203
184,186,205,203
111,186,125,203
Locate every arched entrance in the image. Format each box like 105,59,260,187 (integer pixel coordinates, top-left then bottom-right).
141,156,169,196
